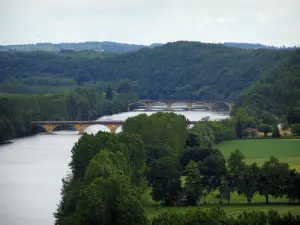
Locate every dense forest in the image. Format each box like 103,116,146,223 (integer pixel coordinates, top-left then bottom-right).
0,87,138,143
0,42,293,99
54,112,300,225
237,49,300,122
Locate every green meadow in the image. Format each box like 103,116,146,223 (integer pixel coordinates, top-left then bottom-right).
216,139,300,171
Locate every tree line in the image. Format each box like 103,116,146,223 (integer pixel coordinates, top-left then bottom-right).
54,112,300,225
0,86,138,143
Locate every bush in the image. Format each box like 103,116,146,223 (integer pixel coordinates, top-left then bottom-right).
250,130,258,138
243,129,250,138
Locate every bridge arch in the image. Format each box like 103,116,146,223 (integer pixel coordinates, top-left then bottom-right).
191,102,210,111
149,102,168,111
211,102,232,112
84,124,121,134
128,102,147,111
169,102,189,111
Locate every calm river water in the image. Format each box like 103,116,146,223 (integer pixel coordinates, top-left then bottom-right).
0,111,228,225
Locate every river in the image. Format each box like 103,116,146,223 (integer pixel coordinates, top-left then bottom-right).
0,111,228,225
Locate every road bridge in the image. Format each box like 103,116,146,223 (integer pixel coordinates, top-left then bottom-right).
127,100,234,113
32,120,200,134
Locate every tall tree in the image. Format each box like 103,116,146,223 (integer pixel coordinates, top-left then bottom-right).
184,161,202,205
105,84,114,100
258,156,289,204
227,149,246,204
150,156,182,205
235,118,243,138
238,163,260,204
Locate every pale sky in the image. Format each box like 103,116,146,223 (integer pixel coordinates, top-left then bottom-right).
1,0,300,46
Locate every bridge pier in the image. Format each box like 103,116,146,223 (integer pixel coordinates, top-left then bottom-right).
167,103,172,111
74,124,90,134
42,124,58,134
187,102,192,111
105,124,121,133
207,102,213,112
146,102,150,111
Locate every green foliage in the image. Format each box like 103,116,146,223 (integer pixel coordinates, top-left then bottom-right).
237,49,300,118
291,124,300,135
250,129,258,138
118,132,146,186
258,157,290,204
83,149,131,184
70,132,121,178
191,118,236,145
150,156,183,205
190,123,215,148
199,153,227,192
105,84,114,100
0,118,14,142
73,175,148,225
151,207,300,225
123,112,188,157
180,148,212,170
227,149,247,202
116,78,134,94
184,161,202,205
238,163,260,204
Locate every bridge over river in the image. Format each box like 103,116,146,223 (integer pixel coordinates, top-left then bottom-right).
127,100,234,112
32,120,201,134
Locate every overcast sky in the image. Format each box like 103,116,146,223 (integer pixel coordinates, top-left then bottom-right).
1,0,299,46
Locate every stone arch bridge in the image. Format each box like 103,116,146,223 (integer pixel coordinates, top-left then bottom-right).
32,120,200,134
127,100,234,113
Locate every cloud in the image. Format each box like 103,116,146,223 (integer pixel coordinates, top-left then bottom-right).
1,0,300,46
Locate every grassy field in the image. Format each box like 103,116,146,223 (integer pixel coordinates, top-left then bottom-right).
145,139,300,218
216,139,300,171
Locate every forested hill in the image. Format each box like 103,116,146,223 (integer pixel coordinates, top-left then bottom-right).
0,41,162,53
223,42,296,50
237,49,300,118
0,41,293,99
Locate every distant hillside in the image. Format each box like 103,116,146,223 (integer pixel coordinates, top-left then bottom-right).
1,41,295,53
0,41,294,99
0,41,162,54
237,49,300,116
224,42,296,50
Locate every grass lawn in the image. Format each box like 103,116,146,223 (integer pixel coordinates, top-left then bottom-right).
215,139,300,171
145,139,300,218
